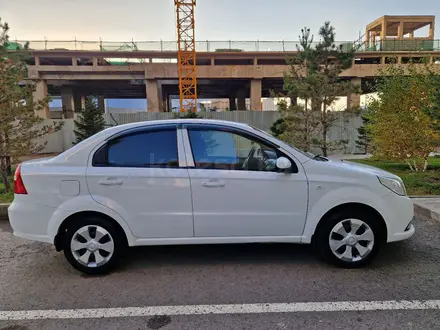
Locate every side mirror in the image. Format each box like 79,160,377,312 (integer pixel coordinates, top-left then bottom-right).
276,157,292,171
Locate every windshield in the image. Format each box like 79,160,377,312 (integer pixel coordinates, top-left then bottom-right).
248,125,315,159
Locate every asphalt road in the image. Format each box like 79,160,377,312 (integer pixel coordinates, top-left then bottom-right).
0,215,439,330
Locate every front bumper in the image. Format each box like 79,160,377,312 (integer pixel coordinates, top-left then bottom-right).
389,223,415,242
382,193,415,243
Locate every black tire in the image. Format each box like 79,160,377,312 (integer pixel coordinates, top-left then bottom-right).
63,216,126,275
313,210,385,268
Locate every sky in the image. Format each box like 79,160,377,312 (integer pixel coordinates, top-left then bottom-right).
1,0,439,42
2,0,439,110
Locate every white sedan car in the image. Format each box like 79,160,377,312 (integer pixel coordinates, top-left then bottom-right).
9,119,414,274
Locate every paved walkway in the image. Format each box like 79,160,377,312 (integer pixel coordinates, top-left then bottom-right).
412,198,440,223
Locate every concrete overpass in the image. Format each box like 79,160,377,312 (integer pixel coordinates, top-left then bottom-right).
26,41,440,117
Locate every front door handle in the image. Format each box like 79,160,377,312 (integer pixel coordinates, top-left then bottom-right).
202,179,226,188
98,178,123,186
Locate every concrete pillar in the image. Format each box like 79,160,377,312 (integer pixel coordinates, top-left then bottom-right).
210,58,215,66
380,20,386,40
35,56,40,66
92,57,98,66
161,92,170,112
73,94,86,112
229,96,237,111
72,56,77,66
429,22,435,39
61,87,74,118
398,21,404,39
347,78,361,110
166,95,172,112
33,80,50,118
97,96,105,113
250,79,262,111
237,89,246,110
157,82,165,112
146,79,160,112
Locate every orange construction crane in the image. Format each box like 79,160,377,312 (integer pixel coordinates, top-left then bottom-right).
174,0,197,112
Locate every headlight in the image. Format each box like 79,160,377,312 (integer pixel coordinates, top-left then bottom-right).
378,176,406,196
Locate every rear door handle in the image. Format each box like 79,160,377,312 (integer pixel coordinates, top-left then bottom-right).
98,178,123,186
202,179,226,188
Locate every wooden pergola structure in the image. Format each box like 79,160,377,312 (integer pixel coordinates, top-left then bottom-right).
366,15,435,50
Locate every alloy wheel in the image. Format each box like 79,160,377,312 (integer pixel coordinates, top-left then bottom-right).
70,225,115,268
328,219,375,263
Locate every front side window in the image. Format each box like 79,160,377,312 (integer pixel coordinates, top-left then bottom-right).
188,129,290,172
102,129,178,168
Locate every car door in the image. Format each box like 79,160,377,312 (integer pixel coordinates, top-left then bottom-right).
86,125,194,239
183,124,308,238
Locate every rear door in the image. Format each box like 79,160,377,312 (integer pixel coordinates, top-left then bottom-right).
86,125,194,239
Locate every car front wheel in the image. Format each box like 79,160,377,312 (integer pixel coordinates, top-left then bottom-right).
314,212,385,268
63,217,125,274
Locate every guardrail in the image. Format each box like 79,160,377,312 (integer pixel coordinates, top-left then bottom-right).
9,39,440,53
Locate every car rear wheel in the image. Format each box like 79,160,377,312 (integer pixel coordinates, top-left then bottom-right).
63,217,125,275
314,212,385,268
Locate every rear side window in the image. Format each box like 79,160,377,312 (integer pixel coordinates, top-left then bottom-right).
94,129,179,168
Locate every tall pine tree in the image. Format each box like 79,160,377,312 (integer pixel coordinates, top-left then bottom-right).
280,22,358,156
74,96,106,143
355,115,371,154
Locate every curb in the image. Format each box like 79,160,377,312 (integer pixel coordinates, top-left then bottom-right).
411,199,440,223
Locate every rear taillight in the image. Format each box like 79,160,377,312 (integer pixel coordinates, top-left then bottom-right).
14,164,27,194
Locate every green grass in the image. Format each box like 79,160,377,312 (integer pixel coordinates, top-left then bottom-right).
0,175,14,203
350,157,440,196
0,192,14,203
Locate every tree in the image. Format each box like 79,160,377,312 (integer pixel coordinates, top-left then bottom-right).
367,64,440,172
0,19,61,192
426,74,440,133
74,96,106,143
173,110,200,119
278,28,322,152
269,117,286,138
355,115,371,154
279,22,358,156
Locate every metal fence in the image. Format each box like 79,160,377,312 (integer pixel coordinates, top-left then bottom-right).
103,111,281,132
40,111,362,154
102,111,363,155
12,39,440,53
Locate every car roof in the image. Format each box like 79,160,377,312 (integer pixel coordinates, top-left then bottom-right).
106,118,251,133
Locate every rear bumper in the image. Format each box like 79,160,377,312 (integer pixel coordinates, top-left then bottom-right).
13,231,52,244
8,197,55,244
